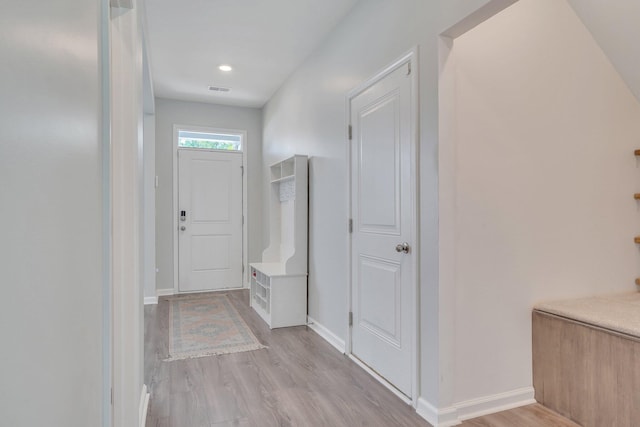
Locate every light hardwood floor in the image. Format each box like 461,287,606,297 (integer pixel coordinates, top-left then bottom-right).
460,404,580,427
145,290,575,427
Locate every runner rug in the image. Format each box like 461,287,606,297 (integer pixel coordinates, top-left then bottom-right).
166,293,266,361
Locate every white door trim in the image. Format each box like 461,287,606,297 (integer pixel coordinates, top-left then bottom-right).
172,124,249,294
346,47,420,406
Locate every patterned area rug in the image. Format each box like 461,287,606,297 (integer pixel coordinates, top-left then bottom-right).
166,293,266,361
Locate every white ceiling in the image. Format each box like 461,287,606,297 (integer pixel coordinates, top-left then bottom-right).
144,0,359,108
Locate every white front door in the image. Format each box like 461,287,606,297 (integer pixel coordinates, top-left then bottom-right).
178,149,243,292
350,59,415,397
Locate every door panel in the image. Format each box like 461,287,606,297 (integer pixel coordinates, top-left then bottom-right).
358,255,401,346
191,159,231,222
190,235,230,270
178,149,243,292
359,94,400,233
351,61,414,397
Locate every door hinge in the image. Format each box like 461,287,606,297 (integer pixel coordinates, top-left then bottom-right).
349,311,353,327
242,215,245,225
407,62,412,76
110,388,113,405
348,124,352,140
242,264,245,273
348,218,353,233
240,165,244,175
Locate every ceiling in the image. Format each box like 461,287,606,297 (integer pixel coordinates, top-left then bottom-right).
144,0,359,108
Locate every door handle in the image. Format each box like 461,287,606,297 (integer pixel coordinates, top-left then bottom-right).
180,225,186,231
395,242,410,254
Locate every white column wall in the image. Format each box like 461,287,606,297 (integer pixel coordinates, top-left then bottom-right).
143,113,157,302
451,0,640,406
110,1,146,426
0,0,105,425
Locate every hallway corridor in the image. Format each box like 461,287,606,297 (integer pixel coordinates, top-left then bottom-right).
144,290,429,426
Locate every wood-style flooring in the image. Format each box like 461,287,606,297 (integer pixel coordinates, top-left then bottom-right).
145,290,576,427
460,404,580,427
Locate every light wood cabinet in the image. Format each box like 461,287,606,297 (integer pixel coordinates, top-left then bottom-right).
250,155,308,328
533,310,640,426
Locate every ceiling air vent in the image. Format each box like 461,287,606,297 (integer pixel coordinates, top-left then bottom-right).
208,86,231,92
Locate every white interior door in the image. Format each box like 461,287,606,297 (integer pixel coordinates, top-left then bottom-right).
178,149,243,292
350,60,415,397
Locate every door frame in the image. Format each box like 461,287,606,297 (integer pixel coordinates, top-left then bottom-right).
172,124,249,294
345,48,420,406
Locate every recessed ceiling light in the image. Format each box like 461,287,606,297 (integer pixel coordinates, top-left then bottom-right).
218,64,232,72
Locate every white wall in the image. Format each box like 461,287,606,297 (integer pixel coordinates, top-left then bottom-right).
0,0,105,425
450,0,640,407
142,26,157,303
567,0,640,103
262,0,508,415
143,113,157,301
110,1,146,425
262,0,425,400
262,0,640,422
155,98,263,292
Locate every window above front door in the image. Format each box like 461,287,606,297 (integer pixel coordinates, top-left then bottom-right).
178,129,242,151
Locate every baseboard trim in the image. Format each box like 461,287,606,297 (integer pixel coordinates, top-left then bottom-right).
156,288,174,297
417,387,535,426
456,386,535,421
144,296,158,305
139,384,150,427
306,316,346,354
417,398,459,427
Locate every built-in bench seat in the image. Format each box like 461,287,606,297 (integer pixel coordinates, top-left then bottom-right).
535,292,640,338
532,292,640,427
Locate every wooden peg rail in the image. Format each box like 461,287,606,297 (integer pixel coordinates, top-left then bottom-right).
634,237,640,244
635,149,640,156
636,278,640,286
